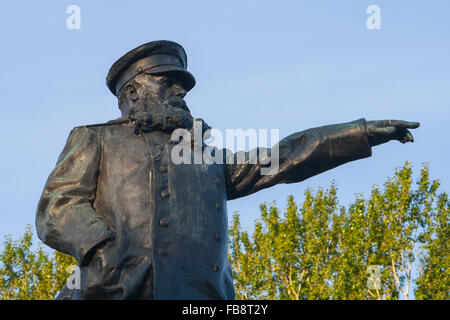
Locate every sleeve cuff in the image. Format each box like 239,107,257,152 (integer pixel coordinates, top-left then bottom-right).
77,223,114,265
329,118,372,162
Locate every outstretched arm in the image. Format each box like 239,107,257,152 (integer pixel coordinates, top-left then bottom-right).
225,118,419,200
36,127,114,265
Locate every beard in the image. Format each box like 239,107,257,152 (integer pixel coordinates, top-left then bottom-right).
130,91,194,133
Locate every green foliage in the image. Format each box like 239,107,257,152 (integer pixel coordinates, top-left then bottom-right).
229,162,449,300
0,225,77,300
0,162,447,300
415,192,449,299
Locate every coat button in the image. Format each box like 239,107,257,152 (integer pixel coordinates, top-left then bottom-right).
159,218,169,227
215,234,220,242
214,179,220,186
159,165,168,173
158,248,168,257
215,203,220,210
213,264,220,272
161,190,170,198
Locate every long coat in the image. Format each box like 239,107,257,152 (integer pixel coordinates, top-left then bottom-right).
36,118,372,299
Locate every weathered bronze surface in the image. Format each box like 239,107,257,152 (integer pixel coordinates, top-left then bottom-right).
36,40,419,300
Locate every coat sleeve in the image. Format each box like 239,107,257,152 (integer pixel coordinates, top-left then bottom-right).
225,118,372,200
36,126,114,264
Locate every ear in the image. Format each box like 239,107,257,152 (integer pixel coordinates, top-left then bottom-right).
125,83,139,102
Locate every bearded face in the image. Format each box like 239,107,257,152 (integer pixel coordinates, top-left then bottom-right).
119,73,194,132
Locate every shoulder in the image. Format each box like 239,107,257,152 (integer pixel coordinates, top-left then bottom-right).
73,118,127,129
56,123,109,160
71,118,130,136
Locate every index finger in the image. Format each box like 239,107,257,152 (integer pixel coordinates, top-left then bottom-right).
389,120,420,129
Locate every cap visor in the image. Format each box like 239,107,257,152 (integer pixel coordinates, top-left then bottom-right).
145,66,196,92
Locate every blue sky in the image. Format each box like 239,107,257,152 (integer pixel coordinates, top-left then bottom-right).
0,0,449,258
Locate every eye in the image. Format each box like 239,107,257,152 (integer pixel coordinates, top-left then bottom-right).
160,78,172,87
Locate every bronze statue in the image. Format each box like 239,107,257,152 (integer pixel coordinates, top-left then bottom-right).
36,40,419,299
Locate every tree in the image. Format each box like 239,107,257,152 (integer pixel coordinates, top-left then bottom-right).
1,162,448,299
415,192,449,299
229,162,449,300
0,225,77,300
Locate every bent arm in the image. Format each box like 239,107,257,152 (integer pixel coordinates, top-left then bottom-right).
226,118,372,200
35,127,114,264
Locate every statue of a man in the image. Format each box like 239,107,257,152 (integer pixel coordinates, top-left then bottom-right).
36,40,419,299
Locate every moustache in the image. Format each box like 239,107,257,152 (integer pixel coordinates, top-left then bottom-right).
167,96,189,112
